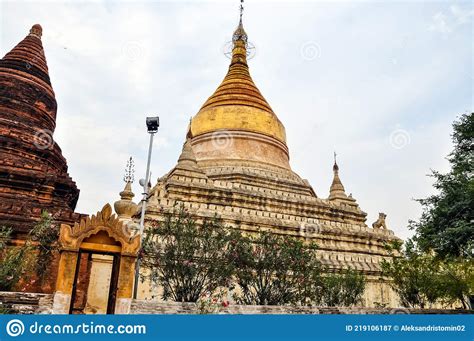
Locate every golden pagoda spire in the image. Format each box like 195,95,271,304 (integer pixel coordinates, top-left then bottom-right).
198,5,273,115
190,3,287,145
188,3,291,170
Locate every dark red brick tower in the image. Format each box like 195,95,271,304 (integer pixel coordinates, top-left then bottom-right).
0,24,80,238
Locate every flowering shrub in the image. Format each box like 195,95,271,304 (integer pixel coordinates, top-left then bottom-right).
197,289,229,314
141,204,242,302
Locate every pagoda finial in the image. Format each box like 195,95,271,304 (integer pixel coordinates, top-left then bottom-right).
329,153,346,200
29,24,42,39
233,0,247,43
114,157,138,219
333,151,339,172
123,156,135,183
231,0,249,65
114,156,138,220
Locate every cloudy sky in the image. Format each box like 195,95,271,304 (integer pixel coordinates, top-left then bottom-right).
1,0,472,240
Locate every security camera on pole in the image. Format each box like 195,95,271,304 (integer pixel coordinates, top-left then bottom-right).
133,116,159,300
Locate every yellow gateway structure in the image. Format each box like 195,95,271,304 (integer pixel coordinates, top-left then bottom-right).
132,18,401,307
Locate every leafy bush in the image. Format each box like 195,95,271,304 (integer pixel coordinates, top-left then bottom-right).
233,231,321,306
317,268,366,307
0,227,33,291
0,212,59,291
141,204,242,302
382,241,473,308
28,211,59,281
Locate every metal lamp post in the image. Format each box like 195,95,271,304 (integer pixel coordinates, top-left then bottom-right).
133,116,159,300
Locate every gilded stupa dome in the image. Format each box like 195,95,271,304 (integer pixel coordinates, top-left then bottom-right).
189,19,290,170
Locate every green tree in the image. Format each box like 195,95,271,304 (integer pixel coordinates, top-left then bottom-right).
381,241,444,308
28,211,60,281
410,113,473,258
318,268,366,307
140,205,242,302
438,257,473,309
0,212,65,291
0,227,33,291
233,231,321,306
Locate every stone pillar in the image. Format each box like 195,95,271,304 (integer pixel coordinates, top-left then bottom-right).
52,250,78,314
114,255,136,314
84,254,114,314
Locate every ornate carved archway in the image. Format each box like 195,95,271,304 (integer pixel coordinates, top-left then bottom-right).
52,204,140,314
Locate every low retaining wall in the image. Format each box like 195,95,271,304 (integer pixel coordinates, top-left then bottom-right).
0,292,53,314
130,300,473,315
0,292,471,315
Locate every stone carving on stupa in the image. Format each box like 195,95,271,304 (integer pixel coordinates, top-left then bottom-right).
372,213,388,230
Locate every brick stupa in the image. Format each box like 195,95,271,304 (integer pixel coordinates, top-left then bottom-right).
0,24,80,238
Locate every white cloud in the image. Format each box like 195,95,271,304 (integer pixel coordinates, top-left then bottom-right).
429,3,473,33
430,12,452,33
451,4,474,24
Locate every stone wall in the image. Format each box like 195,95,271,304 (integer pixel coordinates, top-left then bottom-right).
1,292,470,315
130,300,473,315
0,292,53,314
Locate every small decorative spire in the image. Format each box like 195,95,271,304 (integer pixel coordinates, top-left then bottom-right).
178,138,198,165
114,157,138,220
329,153,347,200
123,156,135,183
29,24,42,39
169,138,208,179
333,151,339,172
